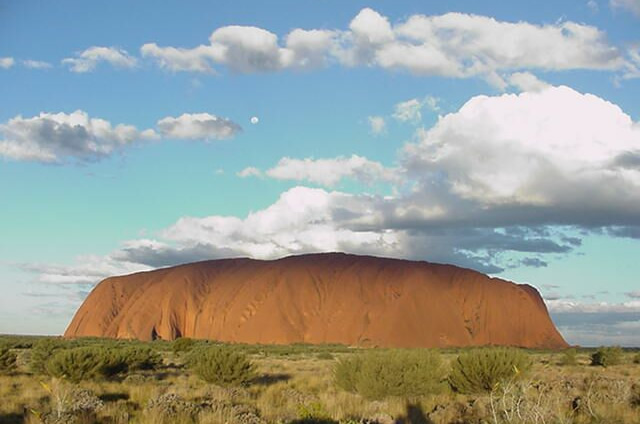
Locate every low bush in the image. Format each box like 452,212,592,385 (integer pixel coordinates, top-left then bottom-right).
316,352,334,360
297,401,331,421
189,346,255,386
0,335,39,349
334,349,446,400
591,346,623,367
30,338,69,374
0,345,17,373
46,346,126,382
448,347,531,394
334,356,362,393
172,337,196,354
145,392,202,422
117,346,162,371
559,348,578,366
632,352,640,364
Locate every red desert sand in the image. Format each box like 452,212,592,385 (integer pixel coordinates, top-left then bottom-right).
65,253,568,349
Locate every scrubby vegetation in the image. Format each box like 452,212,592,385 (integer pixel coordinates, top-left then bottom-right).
0,345,17,374
30,338,68,374
172,337,196,354
591,345,624,367
0,335,639,423
45,346,126,382
448,347,531,394
559,347,578,366
334,349,445,399
188,345,256,386
116,345,163,371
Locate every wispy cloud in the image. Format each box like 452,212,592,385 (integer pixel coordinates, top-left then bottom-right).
0,57,15,69
62,46,138,73
610,0,640,16
552,311,640,346
367,116,386,135
22,59,52,70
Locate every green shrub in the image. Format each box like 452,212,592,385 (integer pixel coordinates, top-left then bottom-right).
188,346,255,386
334,355,362,393
0,346,17,373
46,346,126,382
0,335,38,349
634,353,640,364
297,401,331,421
559,348,578,366
449,347,531,394
30,338,69,374
116,346,162,371
334,349,446,400
590,346,623,367
172,337,196,354
316,352,334,360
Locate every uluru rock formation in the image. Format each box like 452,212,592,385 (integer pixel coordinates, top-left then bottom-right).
65,253,568,348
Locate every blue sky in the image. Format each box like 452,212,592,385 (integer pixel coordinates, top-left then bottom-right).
1,0,639,346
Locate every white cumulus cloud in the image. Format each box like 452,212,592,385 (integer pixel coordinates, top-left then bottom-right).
284,29,338,68
208,25,287,72
388,12,623,75
140,44,219,73
404,85,640,215
508,72,551,92
139,8,630,82
0,111,243,163
142,26,338,74
0,110,156,163
157,113,241,140
19,85,640,339
159,186,399,260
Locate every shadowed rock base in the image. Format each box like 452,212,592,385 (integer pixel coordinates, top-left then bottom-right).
65,253,567,349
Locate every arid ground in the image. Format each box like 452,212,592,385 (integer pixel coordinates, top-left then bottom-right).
0,335,638,424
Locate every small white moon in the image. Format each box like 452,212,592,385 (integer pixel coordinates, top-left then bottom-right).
250,116,259,125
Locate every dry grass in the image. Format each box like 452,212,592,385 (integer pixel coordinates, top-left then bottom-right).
0,340,638,424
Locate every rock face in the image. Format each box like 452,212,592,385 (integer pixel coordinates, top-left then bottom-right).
65,253,567,348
